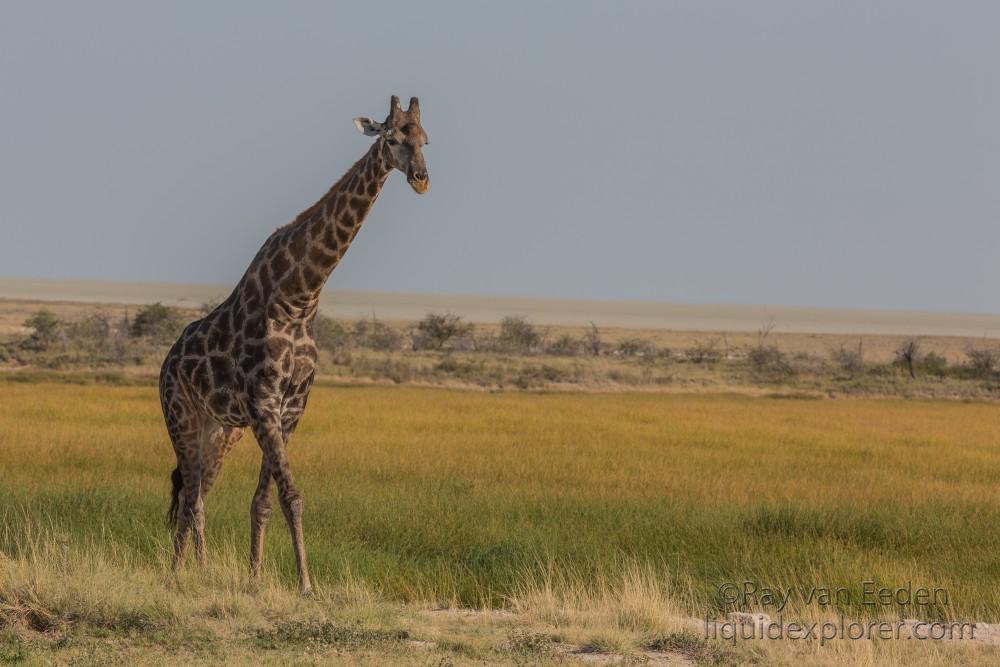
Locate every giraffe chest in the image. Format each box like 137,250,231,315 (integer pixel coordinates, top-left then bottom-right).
254,318,317,388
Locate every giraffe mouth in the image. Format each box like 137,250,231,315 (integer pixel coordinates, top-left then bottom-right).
407,177,429,194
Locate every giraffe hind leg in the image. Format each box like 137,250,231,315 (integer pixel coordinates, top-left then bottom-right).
200,425,244,497
170,435,205,570
161,388,208,571
249,453,275,579
168,467,183,525
183,421,244,568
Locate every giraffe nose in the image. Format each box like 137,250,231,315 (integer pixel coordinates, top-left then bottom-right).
408,170,429,194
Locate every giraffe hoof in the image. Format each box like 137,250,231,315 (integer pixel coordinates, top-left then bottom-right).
300,585,314,597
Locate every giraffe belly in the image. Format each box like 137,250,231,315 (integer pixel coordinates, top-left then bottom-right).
203,387,251,428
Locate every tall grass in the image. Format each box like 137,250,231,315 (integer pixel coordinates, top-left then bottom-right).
2,383,1000,624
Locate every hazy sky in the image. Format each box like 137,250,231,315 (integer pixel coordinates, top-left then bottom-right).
2,2,998,312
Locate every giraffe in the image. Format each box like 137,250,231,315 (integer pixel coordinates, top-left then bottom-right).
159,95,429,594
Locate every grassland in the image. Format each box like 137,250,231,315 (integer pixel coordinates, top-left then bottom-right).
3,382,1000,664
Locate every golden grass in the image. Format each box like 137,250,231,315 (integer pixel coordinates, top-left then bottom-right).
3,383,1000,664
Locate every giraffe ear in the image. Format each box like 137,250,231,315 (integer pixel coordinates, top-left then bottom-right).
353,117,383,137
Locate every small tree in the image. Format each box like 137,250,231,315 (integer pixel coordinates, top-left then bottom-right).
583,322,602,356
748,344,794,377
313,313,351,352
498,316,540,353
353,314,401,351
414,312,472,350
831,339,864,377
22,310,63,350
965,347,998,379
895,339,921,379
130,303,185,341
71,312,113,341
755,317,776,347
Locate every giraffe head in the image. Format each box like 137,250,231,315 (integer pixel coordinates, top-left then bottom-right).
354,95,430,194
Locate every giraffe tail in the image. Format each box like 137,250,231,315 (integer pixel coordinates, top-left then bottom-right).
167,467,183,527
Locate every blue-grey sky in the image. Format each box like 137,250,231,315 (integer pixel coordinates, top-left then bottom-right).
1,1,998,312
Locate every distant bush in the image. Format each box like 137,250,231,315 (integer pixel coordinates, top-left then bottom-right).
748,345,794,377
22,310,64,350
313,314,351,353
830,343,864,377
432,356,505,386
921,351,949,378
130,303,185,342
16,308,152,367
69,313,114,341
788,351,824,375
498,316,540,353
616,337,657,358
547,334,580,357
685,339,722,364
352,315,401,351
413,312,472,350
965,347,998,379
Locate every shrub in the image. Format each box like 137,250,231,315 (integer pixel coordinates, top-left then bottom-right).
685,339,722,364
352,315,401,351
504,628,555,656
22,310,64,350
129,303,185,341
921,351,949,378
748,345,794,377
413,312,472,350
313,314,351,352
830,342,864,376
616,337,657,358
497,316,539,353
790,351,824,374
547,334,580,356
965,347,998,379
69,313,114,341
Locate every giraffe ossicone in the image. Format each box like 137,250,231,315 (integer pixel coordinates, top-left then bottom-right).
159,95,429,594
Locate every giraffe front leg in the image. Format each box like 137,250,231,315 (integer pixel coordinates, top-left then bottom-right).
249,454,274,579
252,419,312,595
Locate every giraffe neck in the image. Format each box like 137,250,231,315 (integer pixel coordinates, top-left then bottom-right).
265,140,393,310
